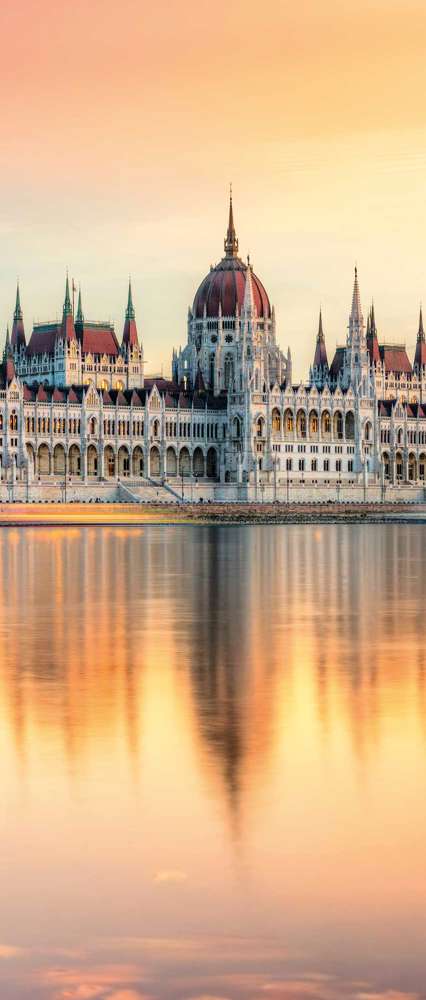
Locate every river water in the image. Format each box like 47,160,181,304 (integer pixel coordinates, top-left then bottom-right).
0,524,425,1000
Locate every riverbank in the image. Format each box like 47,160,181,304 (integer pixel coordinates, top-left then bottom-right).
0,501,426,525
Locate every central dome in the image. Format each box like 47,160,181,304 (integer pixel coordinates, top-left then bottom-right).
192,194,271,320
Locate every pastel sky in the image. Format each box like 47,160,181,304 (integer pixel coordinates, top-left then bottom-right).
2,0,426,377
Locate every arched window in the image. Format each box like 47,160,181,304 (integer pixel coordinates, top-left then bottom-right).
272,408,281,433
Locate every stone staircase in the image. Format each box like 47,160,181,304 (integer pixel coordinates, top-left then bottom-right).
117,479,180,504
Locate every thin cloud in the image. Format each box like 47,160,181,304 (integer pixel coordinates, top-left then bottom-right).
153,870,188,885
0,944,24,959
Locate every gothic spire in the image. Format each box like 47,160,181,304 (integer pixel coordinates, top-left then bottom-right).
366,301,380,365
313,309,328,371
122,278,139,350
224,185,239,258
14,281,22,321
3,325,16,383
11,281,26,350
126,278,135,320
350,266,363,325
63,272,72,317
418,306,425,342
61,273,76,341
414,305,426,369
370,300,376,335
76,286,84,325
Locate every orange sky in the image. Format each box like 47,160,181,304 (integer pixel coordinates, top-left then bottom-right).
2,0,426,376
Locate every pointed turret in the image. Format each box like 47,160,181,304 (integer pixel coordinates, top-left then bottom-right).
61,273,76,342
122,278,139,350
3,325,16,383
224,186,239,258
367,302,380,365
4,325,11,357
313,309,328,370
344,266,369,390
414,306,426,369
63,273,72,316
350,266,363,327
76,286,84,325
311,309,329,388
11,281,26,350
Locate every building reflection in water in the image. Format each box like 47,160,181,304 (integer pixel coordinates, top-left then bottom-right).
0,524,425,999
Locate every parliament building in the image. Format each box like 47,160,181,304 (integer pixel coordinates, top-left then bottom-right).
2,195,426,497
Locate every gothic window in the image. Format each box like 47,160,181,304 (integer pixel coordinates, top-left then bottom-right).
272,408,281,432
224,355,234,389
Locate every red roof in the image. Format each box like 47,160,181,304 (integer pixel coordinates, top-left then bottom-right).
122,317,139,349
414,340,426,369
52,387,66,402
367,332,381,365
193,257,271,319
11,318,26,350
80,324,119,357
379,345,412,374
27,324,60,356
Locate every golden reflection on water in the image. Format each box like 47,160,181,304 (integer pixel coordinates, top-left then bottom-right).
0,525,425,1000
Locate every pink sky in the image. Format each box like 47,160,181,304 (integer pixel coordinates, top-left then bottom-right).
2,0,426,376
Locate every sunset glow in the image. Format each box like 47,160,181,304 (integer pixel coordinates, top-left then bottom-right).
2,1,426,376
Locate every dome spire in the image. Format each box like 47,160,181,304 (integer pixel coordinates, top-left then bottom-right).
224,184,239,258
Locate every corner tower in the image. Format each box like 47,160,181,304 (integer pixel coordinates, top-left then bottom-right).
343,267,370,392
121,280,144,388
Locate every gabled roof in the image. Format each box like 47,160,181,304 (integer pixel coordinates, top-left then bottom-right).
67,387,81,403
52,387,66,402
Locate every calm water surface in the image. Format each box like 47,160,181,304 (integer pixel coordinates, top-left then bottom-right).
0,524,425,1000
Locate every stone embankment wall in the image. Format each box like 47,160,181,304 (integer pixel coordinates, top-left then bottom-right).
0,478,425,504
